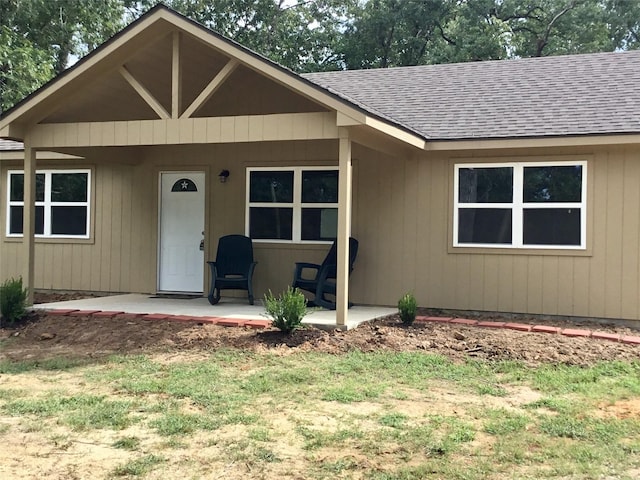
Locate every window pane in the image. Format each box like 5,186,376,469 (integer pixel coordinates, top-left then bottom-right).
458,208,512,244
51,173,88,202
249,171,293,203
51,206,87,235
9,206,44,235
249,207,293,240
301,208,338,241
523,208,581,246
302,170,338,203
458,167,513,203
9,173,45,202
9,174,22,202
524,165,582,202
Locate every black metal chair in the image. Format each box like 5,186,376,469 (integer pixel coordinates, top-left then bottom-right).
207,235,257,305
292,237,359,310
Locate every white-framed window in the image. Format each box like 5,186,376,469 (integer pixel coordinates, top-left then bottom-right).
453,161,587,249
6,169,91,239
246,167,338,243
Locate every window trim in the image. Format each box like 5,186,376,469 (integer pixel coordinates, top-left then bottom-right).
6,168,92,239
453,160,587,250
245,166,339,244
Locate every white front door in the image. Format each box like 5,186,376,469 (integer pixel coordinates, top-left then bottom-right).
158,172,205,293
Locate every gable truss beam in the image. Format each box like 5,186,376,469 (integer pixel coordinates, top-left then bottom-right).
181,59,239,119
119,66,170,119
172,31,182,118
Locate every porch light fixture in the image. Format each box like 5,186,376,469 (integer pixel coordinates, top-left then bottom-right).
218,169,230,183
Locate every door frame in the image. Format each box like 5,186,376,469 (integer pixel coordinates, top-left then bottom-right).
157,170,207,293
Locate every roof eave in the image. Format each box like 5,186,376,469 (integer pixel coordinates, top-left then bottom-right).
424,132,640,151
364,117,426,150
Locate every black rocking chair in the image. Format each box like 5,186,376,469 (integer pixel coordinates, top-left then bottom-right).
207,235,257,305
292,237,359,310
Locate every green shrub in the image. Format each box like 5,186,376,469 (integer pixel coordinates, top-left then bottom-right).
0,277,28,326
264,287,308,334
398,293,417,326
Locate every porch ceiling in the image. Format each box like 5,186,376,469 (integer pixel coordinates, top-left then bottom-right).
125,32,173,114
193,65,328,117
42,69,160,123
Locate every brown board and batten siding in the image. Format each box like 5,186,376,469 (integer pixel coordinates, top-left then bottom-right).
0,151,156,293
0,140,345,297
352,143,640,321
3,142,640,321
148,140,347,298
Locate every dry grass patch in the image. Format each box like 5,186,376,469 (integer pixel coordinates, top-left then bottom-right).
1,351,639,479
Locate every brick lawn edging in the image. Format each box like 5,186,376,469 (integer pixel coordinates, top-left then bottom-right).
414,316,640,345
44,309,272,330
41,309,640,345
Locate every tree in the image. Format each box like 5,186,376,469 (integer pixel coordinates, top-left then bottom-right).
0,25,53,112
428,0,511,63
2,0,127,73
496,0,615,57
338,0,636,68
3,0,640,113
131,0,353,72
0,0,127,113
340,0,457,69
607,0,640,50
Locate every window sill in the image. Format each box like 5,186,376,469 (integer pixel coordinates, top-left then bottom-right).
4,236,95,245
253,242,332,251
448,245,592,256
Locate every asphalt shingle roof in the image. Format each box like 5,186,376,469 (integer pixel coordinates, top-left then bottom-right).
303,50,640,141
0,139,24,150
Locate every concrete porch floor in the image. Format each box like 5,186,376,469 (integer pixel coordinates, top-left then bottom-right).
32,294,397,330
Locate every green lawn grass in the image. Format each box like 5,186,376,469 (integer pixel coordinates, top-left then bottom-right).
1,351,639,479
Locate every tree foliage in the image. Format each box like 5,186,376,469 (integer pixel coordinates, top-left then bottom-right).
0,25,54,112
131,0,355,72
607,0,640,50
1,0,640,113
340,0,640,68
340,0,457,68
0,0,127,113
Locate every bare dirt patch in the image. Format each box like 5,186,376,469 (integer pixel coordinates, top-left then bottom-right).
2,294,639,480
1,303,639,366
595,398,640,419
1,425,133,480
0,291,636,366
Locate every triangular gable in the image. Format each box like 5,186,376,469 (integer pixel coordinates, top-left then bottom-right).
40,29,326,123
0,5,425,149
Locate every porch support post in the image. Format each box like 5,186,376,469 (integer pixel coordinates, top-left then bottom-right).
22,140,36,305
336,128,353,326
